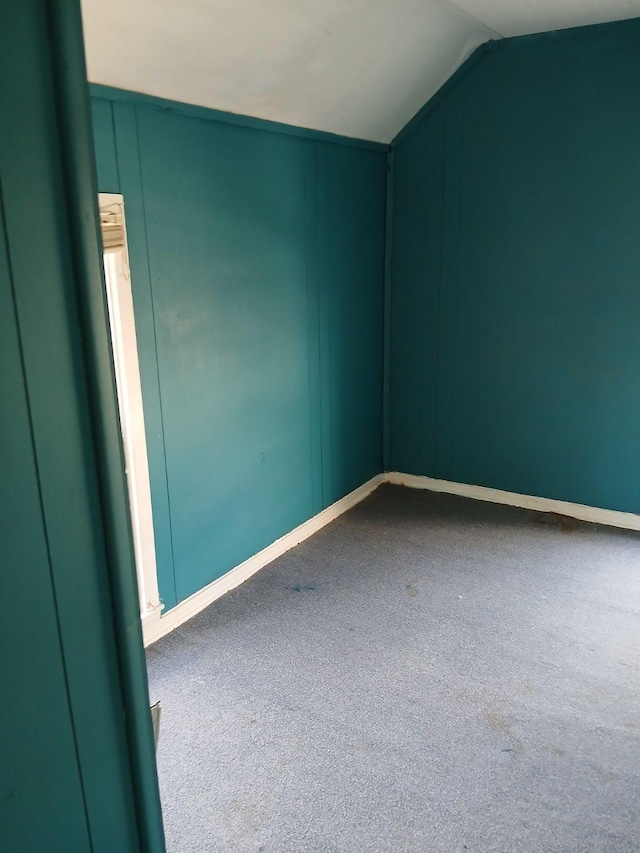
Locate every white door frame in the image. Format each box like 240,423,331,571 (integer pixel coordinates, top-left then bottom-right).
99,192,162,633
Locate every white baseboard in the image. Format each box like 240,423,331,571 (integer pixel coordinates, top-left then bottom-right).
143,474,383,646
385,471,640,532
144,470,640,646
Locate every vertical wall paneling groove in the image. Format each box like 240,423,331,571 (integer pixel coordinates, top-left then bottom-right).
90,98,120,193
133,104,179,612
111,101,177,611
303,140,324,514
433,90,465,480
314,144,335,504
317,144,386,504
382,149,394,471
431,108,447,474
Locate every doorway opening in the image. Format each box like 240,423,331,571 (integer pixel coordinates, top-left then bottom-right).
99,193,162,636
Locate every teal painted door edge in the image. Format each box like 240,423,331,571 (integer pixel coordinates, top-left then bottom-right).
89,83,390,153
47,3,165,851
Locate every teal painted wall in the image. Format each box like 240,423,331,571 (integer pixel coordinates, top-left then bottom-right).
2,2,162,850
91,92,386,608
390,18,640,513
0,184,92,853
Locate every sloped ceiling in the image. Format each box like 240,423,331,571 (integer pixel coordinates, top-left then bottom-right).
450,0,640,38
80,0,640,143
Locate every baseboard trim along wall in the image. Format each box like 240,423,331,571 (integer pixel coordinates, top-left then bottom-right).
144,470,640,646
143,474,384,646
386,471,640,532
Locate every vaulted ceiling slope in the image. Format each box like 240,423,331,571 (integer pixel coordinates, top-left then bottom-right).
81,0,640,143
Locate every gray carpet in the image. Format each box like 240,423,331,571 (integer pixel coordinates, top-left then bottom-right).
146,484,640,852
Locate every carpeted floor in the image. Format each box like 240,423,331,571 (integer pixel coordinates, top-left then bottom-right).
146,484,640,852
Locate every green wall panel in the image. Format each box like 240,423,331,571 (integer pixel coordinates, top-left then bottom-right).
0,177,91,853
91,97,120,193
2,2,161,851
390,18,640,513
91,91,386,607
138,109,315,600
315,143,386,504
389,104,444,476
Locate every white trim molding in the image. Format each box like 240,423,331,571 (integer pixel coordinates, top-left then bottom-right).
143,474,383,646
385,472,640,532
100,193,163,625
144,470,640,646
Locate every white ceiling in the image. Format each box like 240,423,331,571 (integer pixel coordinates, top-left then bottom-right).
81,0,640,143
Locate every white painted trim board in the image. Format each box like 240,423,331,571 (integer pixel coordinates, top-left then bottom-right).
143,474,383,646
386,471,640,531
144,470,640,646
